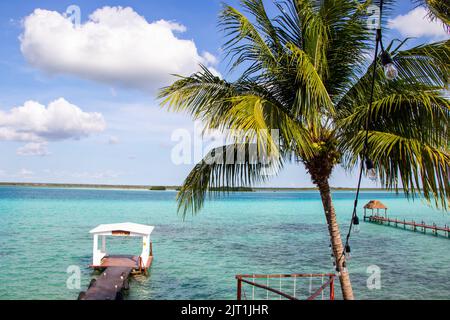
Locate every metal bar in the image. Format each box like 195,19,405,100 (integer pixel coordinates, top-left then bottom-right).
293,275,297,299
279,277,282,300
321,276,324,300
237,273,334,279
237,277,242,300
252,275,255,300
330,277,335,300
237,278,299,300
307,278,333,301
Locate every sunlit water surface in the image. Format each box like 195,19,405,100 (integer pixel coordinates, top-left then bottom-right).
0,187,449,300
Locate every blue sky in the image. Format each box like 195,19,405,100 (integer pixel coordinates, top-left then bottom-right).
0,0,448,187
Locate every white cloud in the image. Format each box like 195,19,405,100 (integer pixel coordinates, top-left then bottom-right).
0,98,105,142
18,168,34,178
17,142,50,156
0,98,106,155
388,7,449,40
202,51,218,65
20,6,218,90
108,136,120,145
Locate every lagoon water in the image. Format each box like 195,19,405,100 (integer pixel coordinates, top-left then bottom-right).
0,186,449,300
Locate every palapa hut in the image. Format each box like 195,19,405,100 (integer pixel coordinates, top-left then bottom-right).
363,200,388,218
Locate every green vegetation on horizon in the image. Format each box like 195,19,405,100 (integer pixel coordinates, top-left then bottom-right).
0,182,393,192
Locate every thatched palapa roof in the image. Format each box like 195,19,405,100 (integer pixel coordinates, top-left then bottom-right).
363,200,388,210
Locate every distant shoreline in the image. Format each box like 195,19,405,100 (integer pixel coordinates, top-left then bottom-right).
0,182,393,192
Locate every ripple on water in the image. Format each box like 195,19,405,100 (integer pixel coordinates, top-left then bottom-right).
0,187,449,299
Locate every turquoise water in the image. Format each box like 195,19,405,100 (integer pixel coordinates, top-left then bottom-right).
0,186,449,300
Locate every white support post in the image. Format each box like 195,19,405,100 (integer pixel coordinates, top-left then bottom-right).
141,235,150,266
93,234,99,265
101,235,106,253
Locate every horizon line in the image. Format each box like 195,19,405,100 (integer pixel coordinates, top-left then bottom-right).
0,181,397,191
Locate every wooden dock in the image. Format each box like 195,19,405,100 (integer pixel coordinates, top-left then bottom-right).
78,266,132,300
364,215,450,238
79,253,153,300
80,223,155,300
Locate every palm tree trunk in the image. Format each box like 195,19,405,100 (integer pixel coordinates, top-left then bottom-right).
316,178,354,300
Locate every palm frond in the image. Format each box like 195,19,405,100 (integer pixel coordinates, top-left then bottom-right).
415,0,450,30
392,39,450,87
159,66,314,160
240,0,282,50
345,130,450,209
339,88,450,209
337,39,450,112
219,4,279,78
177,143,283,217
222,94,314,159
287,42,334,121
339,90,449,146
323,0,374,99
294,0,330,78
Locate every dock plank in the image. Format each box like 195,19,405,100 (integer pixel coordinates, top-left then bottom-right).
81,267,132,300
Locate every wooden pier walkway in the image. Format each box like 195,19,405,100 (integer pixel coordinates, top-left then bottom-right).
79,254,153,300
79,266,132,300
364,215,450,238
79,223,154,300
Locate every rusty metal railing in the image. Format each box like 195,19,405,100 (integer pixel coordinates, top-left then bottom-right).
235,273,335,300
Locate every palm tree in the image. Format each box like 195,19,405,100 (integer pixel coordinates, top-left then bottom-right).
159,0,449,300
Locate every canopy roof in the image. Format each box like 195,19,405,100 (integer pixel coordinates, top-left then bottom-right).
363,200,388,209
90,222,154,236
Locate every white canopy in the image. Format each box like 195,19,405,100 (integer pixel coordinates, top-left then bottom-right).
89,222,154,267
89,222,154,236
